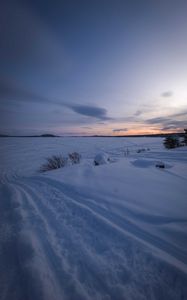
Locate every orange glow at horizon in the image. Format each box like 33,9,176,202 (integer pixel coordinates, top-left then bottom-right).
55,124,184,136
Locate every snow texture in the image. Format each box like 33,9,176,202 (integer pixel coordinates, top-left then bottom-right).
94,153,110,165
0,137,187,300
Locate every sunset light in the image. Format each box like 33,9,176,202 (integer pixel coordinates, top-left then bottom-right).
0,0,187,136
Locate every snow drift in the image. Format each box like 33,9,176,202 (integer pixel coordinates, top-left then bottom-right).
0,137,187,300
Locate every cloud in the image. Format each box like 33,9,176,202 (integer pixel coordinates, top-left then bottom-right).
134,110,142,116
145,108,187,126
161,125,181,131
171,109,187,118
0,78,49,104
145,113,187,131
113,128,128,132
166,120,187,127
0,78,112,121
161,91,173,97
67,104,111,120
145,117,171,124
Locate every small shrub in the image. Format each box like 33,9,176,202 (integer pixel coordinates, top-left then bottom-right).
163,136,179,149
155,161,165,169
124,148,130,156
68,152,81,164
182,129,187,146
137,148,146,153
39,155,67,172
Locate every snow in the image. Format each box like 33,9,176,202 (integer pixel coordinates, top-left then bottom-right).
0,137,187,300
94,152,110,165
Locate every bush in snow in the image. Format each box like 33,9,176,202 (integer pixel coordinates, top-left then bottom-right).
137,148,146,153
39,155,67,172
94,153,110,166
163,135,179,149
68,152,81,164
124,148,130,156
182,129,187,146
155,161,165,169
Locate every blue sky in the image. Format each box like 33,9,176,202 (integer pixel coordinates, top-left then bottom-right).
0,0,187,135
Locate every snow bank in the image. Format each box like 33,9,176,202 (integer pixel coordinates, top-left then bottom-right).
94,153,110,165
0,138,187,300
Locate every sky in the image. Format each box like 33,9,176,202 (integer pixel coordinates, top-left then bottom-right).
0,0,187,136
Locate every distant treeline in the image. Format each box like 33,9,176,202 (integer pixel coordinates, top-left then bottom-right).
0,132,185,138
90,133,185,138
0,134,58,138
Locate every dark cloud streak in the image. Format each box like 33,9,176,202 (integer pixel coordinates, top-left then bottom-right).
145,117,171,124
145,114,187,131
66,104,112,120
0,78,111,121
113,128,128,132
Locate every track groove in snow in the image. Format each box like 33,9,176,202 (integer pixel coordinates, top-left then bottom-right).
1,177,186,299
15,177,187,271
1,138,187,299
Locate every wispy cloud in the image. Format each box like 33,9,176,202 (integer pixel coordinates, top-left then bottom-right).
0,78,50,104
145,117,171,124
134,110,142,116
145,111,187,131
161,125,181,131
0,78,112,121
171,109,187,118
161,91,173,97
81,126,92,129
113,128,128,132
66,104,112,120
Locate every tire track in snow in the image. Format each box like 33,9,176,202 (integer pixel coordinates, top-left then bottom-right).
12,182,129,300
0,183,47,300
11,183,92,300
2,176,187,299
17,176,187,272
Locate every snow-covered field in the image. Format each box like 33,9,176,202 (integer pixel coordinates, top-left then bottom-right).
0,137,187,300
